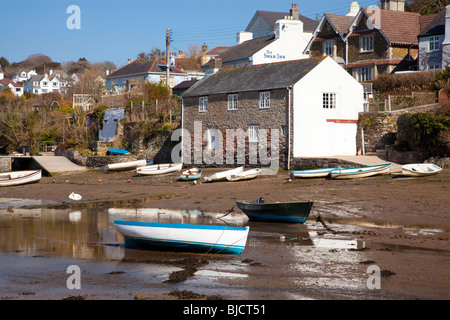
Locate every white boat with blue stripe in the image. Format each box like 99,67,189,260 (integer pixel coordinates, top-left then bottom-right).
114,220,249,255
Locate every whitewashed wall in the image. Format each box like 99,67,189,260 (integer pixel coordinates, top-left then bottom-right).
292,57,364,157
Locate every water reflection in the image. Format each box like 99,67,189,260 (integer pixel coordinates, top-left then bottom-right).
0,207,250,262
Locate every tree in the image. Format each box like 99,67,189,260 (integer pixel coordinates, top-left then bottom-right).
0,57,9,68
136,47,166,60
406,0,450,14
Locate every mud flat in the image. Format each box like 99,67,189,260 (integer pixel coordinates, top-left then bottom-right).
0,168,449,300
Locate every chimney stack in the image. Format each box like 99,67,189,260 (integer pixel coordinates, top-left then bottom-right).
380,0,405,11
128,59,132,64
290,3,300,20
236,31,253,44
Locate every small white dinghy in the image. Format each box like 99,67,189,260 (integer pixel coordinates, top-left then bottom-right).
104,160,147,171
203,166,244,182
136,163,182,175
114,220,249,255
226,168,261,182
401,163,442,177
0,170,42,187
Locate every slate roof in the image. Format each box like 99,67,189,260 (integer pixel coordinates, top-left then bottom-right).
183,57,326,97
249,10,319,32
106,58,186,79
202,35,277,68
418,11,444,37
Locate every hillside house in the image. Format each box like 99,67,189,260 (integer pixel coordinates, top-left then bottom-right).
11,69,37,83
181,57,364,169
304,0,436,80
105,58,190,94
417,6,450,71
245,3,318,42
0,79,24,97
202,4,317,75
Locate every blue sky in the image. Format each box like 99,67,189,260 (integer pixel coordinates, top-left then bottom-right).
2,0,379,68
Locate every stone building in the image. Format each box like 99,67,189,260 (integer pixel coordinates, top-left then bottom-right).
181,57,363,169
304,0,436,80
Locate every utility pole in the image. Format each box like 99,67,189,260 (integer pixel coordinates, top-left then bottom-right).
166,28,171,91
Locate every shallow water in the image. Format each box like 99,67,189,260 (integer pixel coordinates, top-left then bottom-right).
0,201,448,300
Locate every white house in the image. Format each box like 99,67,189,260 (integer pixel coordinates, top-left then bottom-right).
244,3,318,44
182,56,364,168
0,79,24,97
24,74,62,94
12,69,37,83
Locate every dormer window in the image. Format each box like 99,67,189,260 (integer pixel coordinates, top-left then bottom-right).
323,41,335,56
360,35,374,52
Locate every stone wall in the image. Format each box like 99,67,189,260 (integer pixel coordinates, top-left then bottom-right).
182,88,289,168
357,103,443,162
0,157,11,172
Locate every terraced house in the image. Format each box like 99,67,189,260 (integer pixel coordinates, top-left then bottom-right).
304,0,436,80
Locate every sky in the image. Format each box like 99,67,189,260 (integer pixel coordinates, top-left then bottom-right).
2,0,379,69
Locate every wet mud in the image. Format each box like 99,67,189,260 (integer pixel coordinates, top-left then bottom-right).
0,168,449,300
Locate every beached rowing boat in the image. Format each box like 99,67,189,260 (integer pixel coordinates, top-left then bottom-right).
203,166,244,182
180,167,202,180
401,163,442,177
136,163,182,175
104,160,147,171
114,219,249,255
227,168,261,182
236,199,314,223
289,167,340,179
330,163,391,179
0,170,42,187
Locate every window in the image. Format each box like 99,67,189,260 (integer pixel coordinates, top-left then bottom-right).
259,92,270,109
206,128,220,150
248,125,259,143
199,97,208,112
429,36,440,52
357,66,373,81
428,63,441,70
323,40,335,56
360,35,374,52
228,94,238,110
52,82,58,86
42,82,48,86
323,93,336,109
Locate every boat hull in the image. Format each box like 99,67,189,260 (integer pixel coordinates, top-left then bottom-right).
136,163,182,175
330,164,391,179
114,220,249,255
289,167,339,178
104,160,147,171
401,163,442,177
0,170,42,187
180,168,202,180
236,201,313,223
227,168,261,181
204,166,244,182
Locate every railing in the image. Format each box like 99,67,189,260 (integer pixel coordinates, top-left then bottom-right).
366,91,437,112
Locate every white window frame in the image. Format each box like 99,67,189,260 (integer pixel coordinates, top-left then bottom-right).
259,92,270,109
360,35,374,52
429,36,440,52
228,94,238,110
357,66,373,81
248,125,259,143
323,40,335,56
323,92,337,109
199,96,208,113
428,63,441,70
